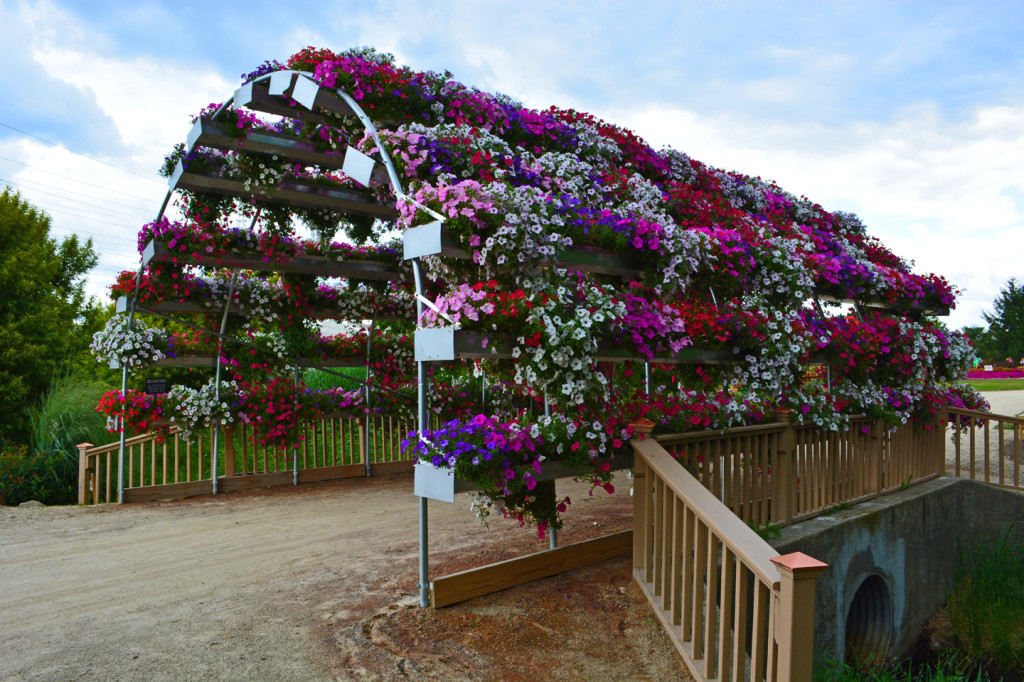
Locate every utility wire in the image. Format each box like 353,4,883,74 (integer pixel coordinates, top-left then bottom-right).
0,172,154,213
0,155,163,202
33,203,141,231
1,176,152,222
0,121,165,185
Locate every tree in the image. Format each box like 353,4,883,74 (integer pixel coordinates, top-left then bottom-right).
0,188,99,443
981,278,1024,362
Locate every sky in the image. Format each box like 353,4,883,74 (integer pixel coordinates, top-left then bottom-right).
1,0,1022,330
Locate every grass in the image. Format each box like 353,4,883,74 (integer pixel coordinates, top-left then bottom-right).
964,379,1024,392
946,526,1024,676
814,652,988,681
24,371,112,504
302,367,366,390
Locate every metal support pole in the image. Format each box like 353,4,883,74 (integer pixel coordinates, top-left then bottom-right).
117,365,128,503
644,362,652,397
365,319,375,478
544,392,556,548
211,271,238,495
293,365,300,486
413,260,431,608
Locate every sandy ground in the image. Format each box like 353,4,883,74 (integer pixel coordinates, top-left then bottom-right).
0,473,692,681
11,395,1018,681
943,390,1024,482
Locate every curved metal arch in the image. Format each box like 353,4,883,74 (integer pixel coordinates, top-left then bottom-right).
118,70,417,500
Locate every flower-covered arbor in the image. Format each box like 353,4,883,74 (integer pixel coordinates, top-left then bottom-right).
94,46,984,536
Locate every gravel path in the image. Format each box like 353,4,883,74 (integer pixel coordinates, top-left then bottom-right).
0,474,689,681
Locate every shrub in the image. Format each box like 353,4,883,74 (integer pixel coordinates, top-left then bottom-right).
0,442,75,506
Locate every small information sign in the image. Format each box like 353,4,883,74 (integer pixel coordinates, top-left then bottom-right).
145,377,170,395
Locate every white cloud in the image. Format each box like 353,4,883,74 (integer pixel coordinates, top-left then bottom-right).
608,101,1024,329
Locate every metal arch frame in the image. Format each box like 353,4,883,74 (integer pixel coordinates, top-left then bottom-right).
116,70,414,504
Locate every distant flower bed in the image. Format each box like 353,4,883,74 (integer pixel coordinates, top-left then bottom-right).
968,369,1024,379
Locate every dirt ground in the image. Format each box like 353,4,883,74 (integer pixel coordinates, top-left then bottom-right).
0,473,692,681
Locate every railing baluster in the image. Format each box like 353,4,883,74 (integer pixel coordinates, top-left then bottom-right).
653,478,664,597
681,504,694,642
703,531,720,679
671,496,683,627
718,546,735,681
692,519,707,660
750,581,769,681
732,563,749,682
984,419,990,484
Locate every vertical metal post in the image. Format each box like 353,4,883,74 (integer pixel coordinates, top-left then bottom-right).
543,391,556,549
211,271,238,495
644,362,652,397
365,319,375,477
413,260,431,608
292,365,300,486
117,191,174,503
117,365,128,503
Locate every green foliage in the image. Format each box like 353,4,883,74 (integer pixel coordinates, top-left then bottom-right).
979,278,1024,362
29,371,111,457
947,526,1024,674
0,442,75,506
302,367,366,390
813,652,987,680
748,520,782,539
0,188,101,442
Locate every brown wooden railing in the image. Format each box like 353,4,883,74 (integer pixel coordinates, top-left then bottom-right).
946,407,1024,490
632,432,827,681
77,413,414,504
655,415,945,529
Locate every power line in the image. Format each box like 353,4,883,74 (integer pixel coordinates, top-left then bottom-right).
0,121,166,185
1,176,152,222
0,154,166,203
34,203,142,231
0,172,155,213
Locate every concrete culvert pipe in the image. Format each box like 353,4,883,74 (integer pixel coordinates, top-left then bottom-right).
845,573,893,664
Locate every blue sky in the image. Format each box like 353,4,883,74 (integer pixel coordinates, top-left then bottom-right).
1,0,1021,329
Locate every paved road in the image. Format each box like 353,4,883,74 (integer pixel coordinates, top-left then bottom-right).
980,390,1024,416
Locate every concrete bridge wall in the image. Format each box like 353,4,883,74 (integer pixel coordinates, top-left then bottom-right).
770,477,1024,662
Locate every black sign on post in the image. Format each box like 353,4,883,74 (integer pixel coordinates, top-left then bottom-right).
145,378,170,395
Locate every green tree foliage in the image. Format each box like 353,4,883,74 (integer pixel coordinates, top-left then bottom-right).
981,278,1024,362
0,188,102,443
960,326,996,362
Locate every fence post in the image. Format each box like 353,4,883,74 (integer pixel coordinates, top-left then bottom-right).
223,425,236,477
359,414,369,477
867,420,884,494
933,410,947,476
630,419,655,572
772,410,795,526
770,552,828,682
77,443,94,505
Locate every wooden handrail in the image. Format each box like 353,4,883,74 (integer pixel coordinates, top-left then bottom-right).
633,437,781,586
632,434,827,681
655,421,787,446
948,406,1024,424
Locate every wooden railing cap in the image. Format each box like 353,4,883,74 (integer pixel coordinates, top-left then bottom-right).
77,442,94,449
771,551,828,574
630,418,656,434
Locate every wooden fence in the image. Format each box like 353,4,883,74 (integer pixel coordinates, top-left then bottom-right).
946,407,1024,490
654,415,945,529
632,432,827,681
78,413,414,504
